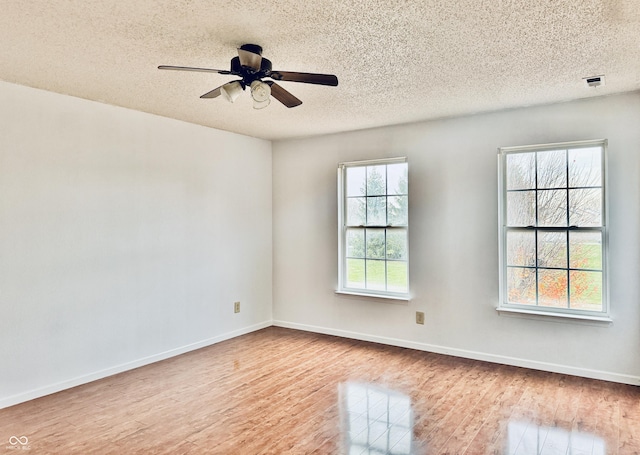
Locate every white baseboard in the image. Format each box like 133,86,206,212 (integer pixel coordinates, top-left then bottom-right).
272,320,640,386
4,319,637,410
0,321,272,410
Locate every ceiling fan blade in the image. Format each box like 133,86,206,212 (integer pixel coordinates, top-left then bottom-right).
267,82,303,108
270,71,338,86
200,86,223,99
158,65,231,75
237,47,262,72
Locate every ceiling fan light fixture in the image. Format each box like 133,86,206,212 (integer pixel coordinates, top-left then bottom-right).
220,81,243,103
250,80,271,109
252,98,270,109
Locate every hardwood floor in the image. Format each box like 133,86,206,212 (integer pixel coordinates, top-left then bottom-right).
1,327,639,454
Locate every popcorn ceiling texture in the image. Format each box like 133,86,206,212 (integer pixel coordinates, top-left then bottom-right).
1,0,639,140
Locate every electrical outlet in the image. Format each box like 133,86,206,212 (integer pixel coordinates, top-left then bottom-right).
416,311,425,325
234,301,240,313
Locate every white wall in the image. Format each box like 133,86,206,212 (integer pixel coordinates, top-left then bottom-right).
1,82,637,410
0,81,273,408
272,92,640,384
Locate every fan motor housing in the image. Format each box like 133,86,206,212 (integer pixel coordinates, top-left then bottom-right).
239,43,262,55
230,56,273,81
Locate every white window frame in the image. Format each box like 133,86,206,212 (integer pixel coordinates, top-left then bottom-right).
497,139,610,321
337,157,410,300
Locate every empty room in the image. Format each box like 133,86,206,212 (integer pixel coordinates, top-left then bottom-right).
1,1,640,454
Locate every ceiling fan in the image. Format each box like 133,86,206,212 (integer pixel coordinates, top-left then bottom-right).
158,44,338,109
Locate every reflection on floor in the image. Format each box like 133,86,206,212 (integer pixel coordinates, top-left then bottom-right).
340,382,414,454
338,381,611,455
507,421,605,455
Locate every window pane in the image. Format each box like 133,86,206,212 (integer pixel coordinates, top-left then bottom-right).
506,230,535,267
346,259,365,289
537,231,567,268
569,188,602,227
388,196,408,226
367,196,387,225
569,231,602,270
569,147,601,187
570,271,602,311
346,228,365,258
386,229,407,260
537,190,567,227
367,165,386,196
387,163,408,195
538,269,568,308
387,261,407,293
366,228,385,259
507,267,536,305
507,153,535,190
537,150,567,189
347,197,366,226
346,166,366,197
366,260,385,290
507,191,535,226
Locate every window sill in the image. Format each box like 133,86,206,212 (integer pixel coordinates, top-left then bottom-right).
335,290,411,302
496,306,612,325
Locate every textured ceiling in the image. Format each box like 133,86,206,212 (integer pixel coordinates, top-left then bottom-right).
1,0,639,140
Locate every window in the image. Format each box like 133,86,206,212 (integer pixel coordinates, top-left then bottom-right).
498,140,608,319
338,158,409,299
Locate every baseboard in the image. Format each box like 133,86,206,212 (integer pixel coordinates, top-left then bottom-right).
4,318,636,410
0,320,272,410
272,320,640,386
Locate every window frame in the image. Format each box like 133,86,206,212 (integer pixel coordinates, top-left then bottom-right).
337,157,410,300
497,139,610,321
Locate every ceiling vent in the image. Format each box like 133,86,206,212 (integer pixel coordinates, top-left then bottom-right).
583,75,605,88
